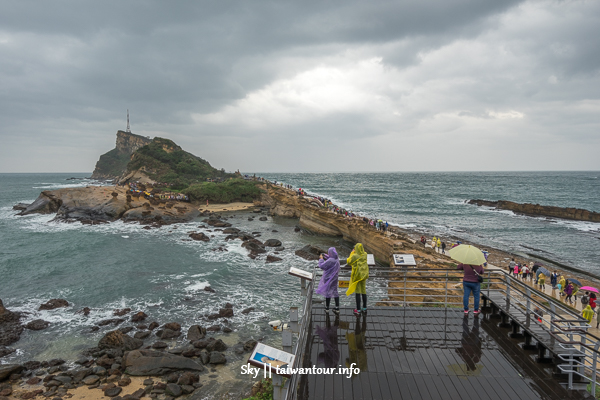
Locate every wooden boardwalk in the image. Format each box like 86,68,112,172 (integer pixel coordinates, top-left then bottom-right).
296,306,591,400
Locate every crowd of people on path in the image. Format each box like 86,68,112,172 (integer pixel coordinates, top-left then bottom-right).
127,182,190,202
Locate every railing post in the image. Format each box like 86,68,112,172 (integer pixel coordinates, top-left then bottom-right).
403,270,407,307
300,278,307,297
526,288,531,315
273,374,285,400
592,342,600,397
505,274,511,309
487,271,491,299
444,271,448,308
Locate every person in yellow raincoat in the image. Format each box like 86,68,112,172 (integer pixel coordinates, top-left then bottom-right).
582,305,594,324
559,276,566,296
346,243,369,315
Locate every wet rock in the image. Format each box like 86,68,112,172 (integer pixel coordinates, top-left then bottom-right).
294,245,326,261
26,376,42,385
275,246,285,251
219,308,233,318
134,331,151,340
208,352,226,365
152,341,168,349
72,368,90,382
156,329,180,340
206,325,221,332
0,300,23,347
263,239,282,247
266,255,283,263
143,378,154,386
24,319,50,331
78,307,91,316
0,365,23,381
119,327,134,334
244,340,258,352
162,322,181,331
181,385,195,395
113,308,131,317
165,383,182,397
22,361,41,371
92,366,107,376
203,286,216,293
123,350,205,376
206,339,227,352
241,307,255,315
187,325,206,341
148,321,159,330
189,233,209,242
223,327,232,333
199,350,209,365
130,312,148,322
97,318,125,327
98,330,143,351
0,347,15,358
38,299,68,311
222,228,239,234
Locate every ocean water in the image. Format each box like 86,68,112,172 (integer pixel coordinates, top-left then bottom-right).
0,173,366,366
260,171,600,273
1,172,599,366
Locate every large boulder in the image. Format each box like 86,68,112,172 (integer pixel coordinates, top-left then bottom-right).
295,245,326,261
0,364,23,381
186,325,206,341
189,233,209,242
123,350,205,376
24,320,50,330
98,330,143,351
0,300,23,346
263,239,282,247
38,299,69,311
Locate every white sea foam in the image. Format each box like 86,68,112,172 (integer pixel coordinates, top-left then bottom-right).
185,281,211,292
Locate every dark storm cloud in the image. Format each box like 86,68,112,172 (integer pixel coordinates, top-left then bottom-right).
0,0,598,172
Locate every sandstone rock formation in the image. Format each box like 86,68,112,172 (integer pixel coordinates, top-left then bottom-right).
468,199,600,223
17,186,199,224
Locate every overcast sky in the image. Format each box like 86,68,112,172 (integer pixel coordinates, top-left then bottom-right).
1,0,599,173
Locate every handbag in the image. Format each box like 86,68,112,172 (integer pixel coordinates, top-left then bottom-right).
469,265,484,283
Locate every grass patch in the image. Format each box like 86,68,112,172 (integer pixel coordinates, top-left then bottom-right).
243,379,273,400
184,179,264,203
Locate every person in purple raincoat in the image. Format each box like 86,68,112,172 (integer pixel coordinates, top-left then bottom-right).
316,247,341,314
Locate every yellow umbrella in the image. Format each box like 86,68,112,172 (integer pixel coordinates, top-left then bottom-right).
448,244,487,265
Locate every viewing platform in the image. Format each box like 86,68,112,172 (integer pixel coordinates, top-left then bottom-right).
274,267,600,400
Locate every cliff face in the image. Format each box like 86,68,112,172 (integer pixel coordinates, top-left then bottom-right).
468,199,600,223
91,131,152,179
258,185,423,264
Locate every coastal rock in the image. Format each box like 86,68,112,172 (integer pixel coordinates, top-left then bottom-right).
134,331,151,340
24,319,50,330
241,240,266,255
218,308,233,318
98,330,143,351
208,352,226,365
241,307,254,314
148,321,159,330
131,312,148,322
123,350,205,376
152,341,168,349
97,318,125,326
104,386,123,397
0,365,23,381
259,217,268,221
12,203,29,211
206,339,227,352
113,308,131,316
186,325,206,341
156,329,181,340
467,199,600,223
294,245,326,261
266,255,282,263
244,340,258,352
263,239,282,247
165,383,182,398
0,300,23,347
0,347,16,358
222,228,240,234
189,233,210,242
38,299,69,311
162,322,181,331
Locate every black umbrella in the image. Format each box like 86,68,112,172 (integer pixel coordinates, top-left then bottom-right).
532,265,540,273
568,278,583,286
536,267,551,277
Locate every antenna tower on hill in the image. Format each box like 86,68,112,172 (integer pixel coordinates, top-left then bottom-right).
126,109,131,133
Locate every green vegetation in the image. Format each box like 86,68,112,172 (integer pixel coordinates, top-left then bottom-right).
184,179,263,203
243,379,273,400
93,148,132,178
127,137,234,189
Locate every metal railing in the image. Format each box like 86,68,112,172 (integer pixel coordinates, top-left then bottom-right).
283,266,600,397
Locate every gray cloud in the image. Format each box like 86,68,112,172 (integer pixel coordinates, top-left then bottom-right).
0,0,598,172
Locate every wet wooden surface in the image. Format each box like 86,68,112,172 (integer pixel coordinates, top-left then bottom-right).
298,306,591,400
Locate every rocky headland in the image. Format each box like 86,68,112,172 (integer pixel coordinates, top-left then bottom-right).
468,199,600,223
14,186,199,224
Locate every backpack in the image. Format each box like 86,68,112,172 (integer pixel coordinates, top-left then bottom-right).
582,295,590,305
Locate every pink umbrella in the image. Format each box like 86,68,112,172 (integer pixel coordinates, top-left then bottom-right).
580,286,599,293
